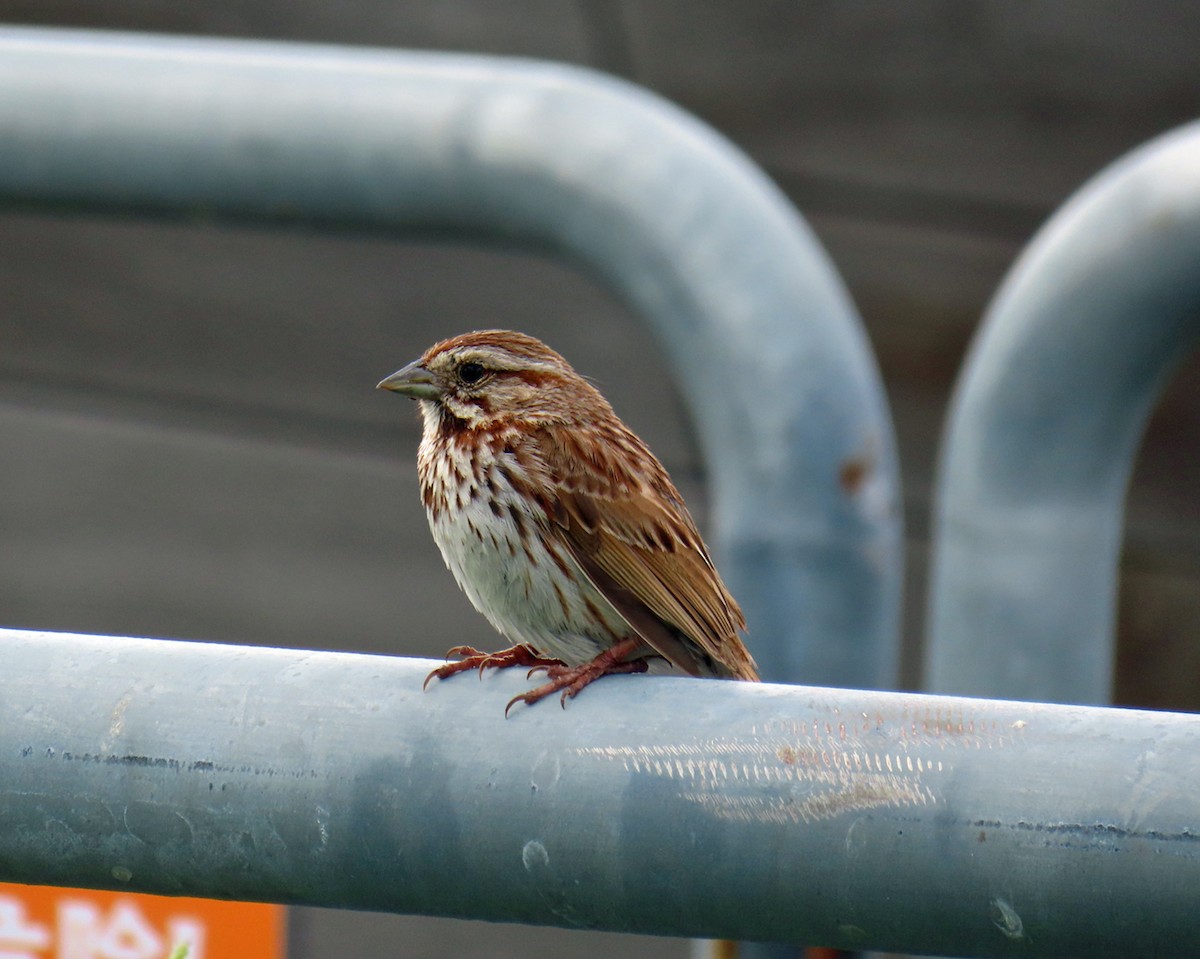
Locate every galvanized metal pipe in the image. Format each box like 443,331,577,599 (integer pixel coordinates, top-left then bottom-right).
0,25,901,691
925,120,1200,703
0,626,1196,958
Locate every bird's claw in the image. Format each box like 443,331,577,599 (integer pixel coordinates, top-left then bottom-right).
503,646,651,717
421,646,487,689
423,644,566,693
445,645,486,659
427,640,651,715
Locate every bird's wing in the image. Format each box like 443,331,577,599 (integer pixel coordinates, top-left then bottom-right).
537,425,758,681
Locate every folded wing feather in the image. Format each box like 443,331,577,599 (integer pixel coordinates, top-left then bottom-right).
539,430,758,681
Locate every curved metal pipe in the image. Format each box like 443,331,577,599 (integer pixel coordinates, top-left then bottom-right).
0,25,901,690
925,121,1200,702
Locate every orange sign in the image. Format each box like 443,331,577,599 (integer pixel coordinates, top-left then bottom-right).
0,882,284,958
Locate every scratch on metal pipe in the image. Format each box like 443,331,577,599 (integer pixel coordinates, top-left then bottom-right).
314,805,330,849
568,705,1025,823
103,692,134,750
989,896,1025,940
520,839,585,927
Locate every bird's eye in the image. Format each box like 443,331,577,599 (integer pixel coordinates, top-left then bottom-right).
458,361,487,385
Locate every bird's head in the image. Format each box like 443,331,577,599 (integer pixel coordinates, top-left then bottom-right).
377,330,606,429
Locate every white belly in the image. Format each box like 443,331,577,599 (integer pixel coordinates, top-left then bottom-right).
427,475,628,666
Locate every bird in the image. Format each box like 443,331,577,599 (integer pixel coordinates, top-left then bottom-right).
378,330,758,713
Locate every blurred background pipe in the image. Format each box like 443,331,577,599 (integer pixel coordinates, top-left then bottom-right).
925,120,1200,704
0,24,902,693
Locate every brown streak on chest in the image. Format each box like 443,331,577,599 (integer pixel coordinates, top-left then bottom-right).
583,595,623,643
551,580,572,620
421,481,441,520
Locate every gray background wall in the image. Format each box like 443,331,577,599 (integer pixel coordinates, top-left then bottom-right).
2,3,1199,957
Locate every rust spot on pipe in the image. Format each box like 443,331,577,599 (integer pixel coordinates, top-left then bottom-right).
838,454,870,494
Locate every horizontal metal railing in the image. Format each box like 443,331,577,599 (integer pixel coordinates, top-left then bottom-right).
0,627,1196,957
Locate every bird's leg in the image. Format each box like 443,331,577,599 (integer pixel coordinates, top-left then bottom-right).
505,637,650,716
423,643,565,690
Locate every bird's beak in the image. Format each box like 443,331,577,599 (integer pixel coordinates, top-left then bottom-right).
377,360,440,401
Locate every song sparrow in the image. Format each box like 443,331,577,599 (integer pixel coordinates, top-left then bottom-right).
379,330,758,713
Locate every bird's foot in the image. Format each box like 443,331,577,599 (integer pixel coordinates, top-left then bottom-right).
505,637,648,716
423,644,565,690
